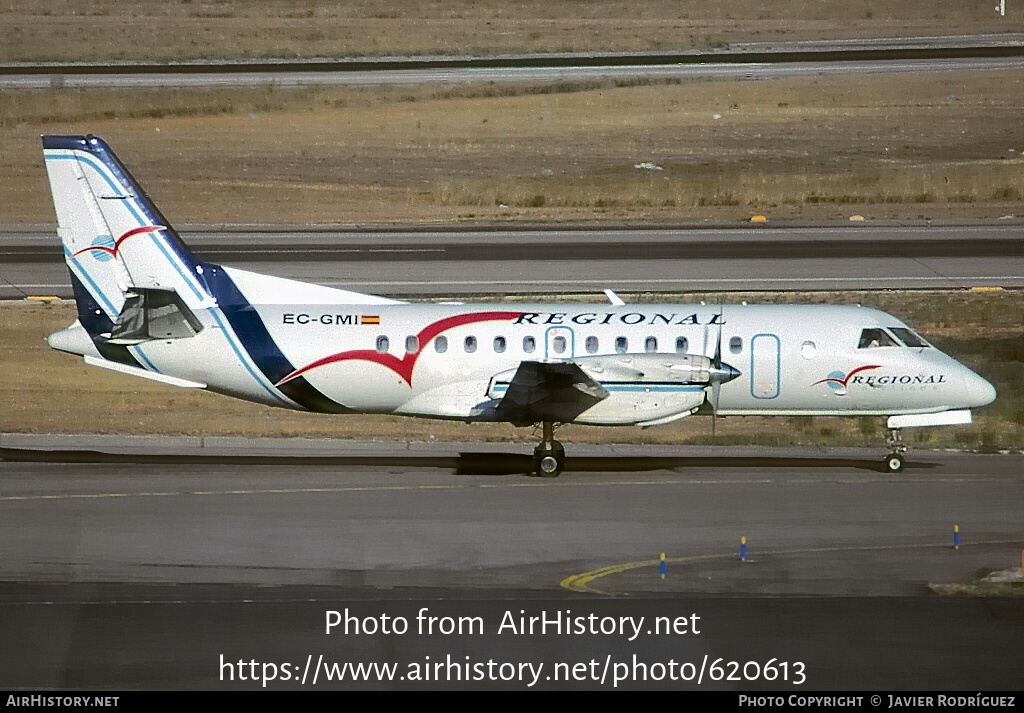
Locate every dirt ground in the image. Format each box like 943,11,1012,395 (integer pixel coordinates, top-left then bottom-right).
2,1,1019,62
2,292,1020,451
2,70,1022,225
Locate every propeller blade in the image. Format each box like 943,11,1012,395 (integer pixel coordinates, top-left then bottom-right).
711,380,720,436
705,308,728,437
713,319,723,369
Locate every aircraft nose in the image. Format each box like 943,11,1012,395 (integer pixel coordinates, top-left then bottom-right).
962,368,996,408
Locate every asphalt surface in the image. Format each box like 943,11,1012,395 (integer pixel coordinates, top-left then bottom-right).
2,222,1021,298
6,33,1022,73
1,435,1022,689
2,435,1021,592
4,57,1023,90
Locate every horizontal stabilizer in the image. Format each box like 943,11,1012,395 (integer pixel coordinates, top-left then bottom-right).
84,355,206,388
494,361,608,425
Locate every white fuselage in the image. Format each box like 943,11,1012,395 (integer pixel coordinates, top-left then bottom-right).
40,134,996,433
84,271,990,426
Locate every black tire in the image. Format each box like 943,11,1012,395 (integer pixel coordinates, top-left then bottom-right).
535,454,562,478
532,440,566,477
884,453,905,473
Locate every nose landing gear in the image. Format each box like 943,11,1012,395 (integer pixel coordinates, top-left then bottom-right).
884,427,907,473
532,421,565,477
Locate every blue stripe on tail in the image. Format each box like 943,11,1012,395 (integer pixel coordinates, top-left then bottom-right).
42,135,200,274
68,270,142,368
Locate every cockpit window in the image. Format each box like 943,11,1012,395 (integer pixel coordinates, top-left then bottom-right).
889,327,930,348
858,328,898,348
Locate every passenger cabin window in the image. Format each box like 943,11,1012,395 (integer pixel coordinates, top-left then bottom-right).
523,336,536,353
675,337,688,353
645,337,658,353
376,336,389,354
615,337,628,354
405,335,419,353
494,336,506,353
729,336,742,354
464,336,477,353
552,336,567,355
585,336,599,354
434,336,447,353
858,328,898,349
889,327,929,348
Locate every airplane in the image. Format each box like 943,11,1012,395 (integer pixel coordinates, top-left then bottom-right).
41,135,997,476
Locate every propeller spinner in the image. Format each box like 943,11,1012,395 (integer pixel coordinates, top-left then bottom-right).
706,315,741,435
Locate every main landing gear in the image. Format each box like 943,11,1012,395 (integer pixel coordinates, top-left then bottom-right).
884,427,907,473
532,421,565,477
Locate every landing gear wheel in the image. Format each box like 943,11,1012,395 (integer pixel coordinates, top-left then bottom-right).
537,455,561,477
883,427,907,474
532,439,565,478
884,453,905,473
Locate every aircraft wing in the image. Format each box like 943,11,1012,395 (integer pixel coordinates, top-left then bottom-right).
493,361,609,426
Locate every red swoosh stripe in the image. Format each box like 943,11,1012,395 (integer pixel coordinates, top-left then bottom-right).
275,310,524,387
71,225,166,259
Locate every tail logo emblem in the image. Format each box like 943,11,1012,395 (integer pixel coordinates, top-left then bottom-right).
87,235,116,262
72,225,166,262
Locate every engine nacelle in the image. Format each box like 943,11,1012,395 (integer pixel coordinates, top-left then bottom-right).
572,353,713,385
486,353,715,426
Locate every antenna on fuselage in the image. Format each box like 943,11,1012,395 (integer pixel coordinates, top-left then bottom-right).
603,289,625,306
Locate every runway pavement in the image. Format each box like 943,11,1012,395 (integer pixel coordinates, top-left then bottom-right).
4,57,1023,90
2,435,1022,689
2,434,1021,594
2,222,1021,297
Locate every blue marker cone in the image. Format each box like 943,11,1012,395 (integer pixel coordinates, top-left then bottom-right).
953,524,960,551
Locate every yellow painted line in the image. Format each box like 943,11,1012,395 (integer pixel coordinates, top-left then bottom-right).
562,553,730,595
0,479,690,502
1,471,1006,504
561,539,1024,595
970,286,1004,292
26,295,59,301
480,479,695,489
2,477,765,503
0,484,473,502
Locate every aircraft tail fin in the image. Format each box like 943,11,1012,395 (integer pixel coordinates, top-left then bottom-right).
41,135,212,331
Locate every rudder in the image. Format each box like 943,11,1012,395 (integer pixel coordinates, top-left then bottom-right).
41,135,212,330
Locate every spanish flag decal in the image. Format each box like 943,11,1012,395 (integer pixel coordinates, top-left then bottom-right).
361,315,381,325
